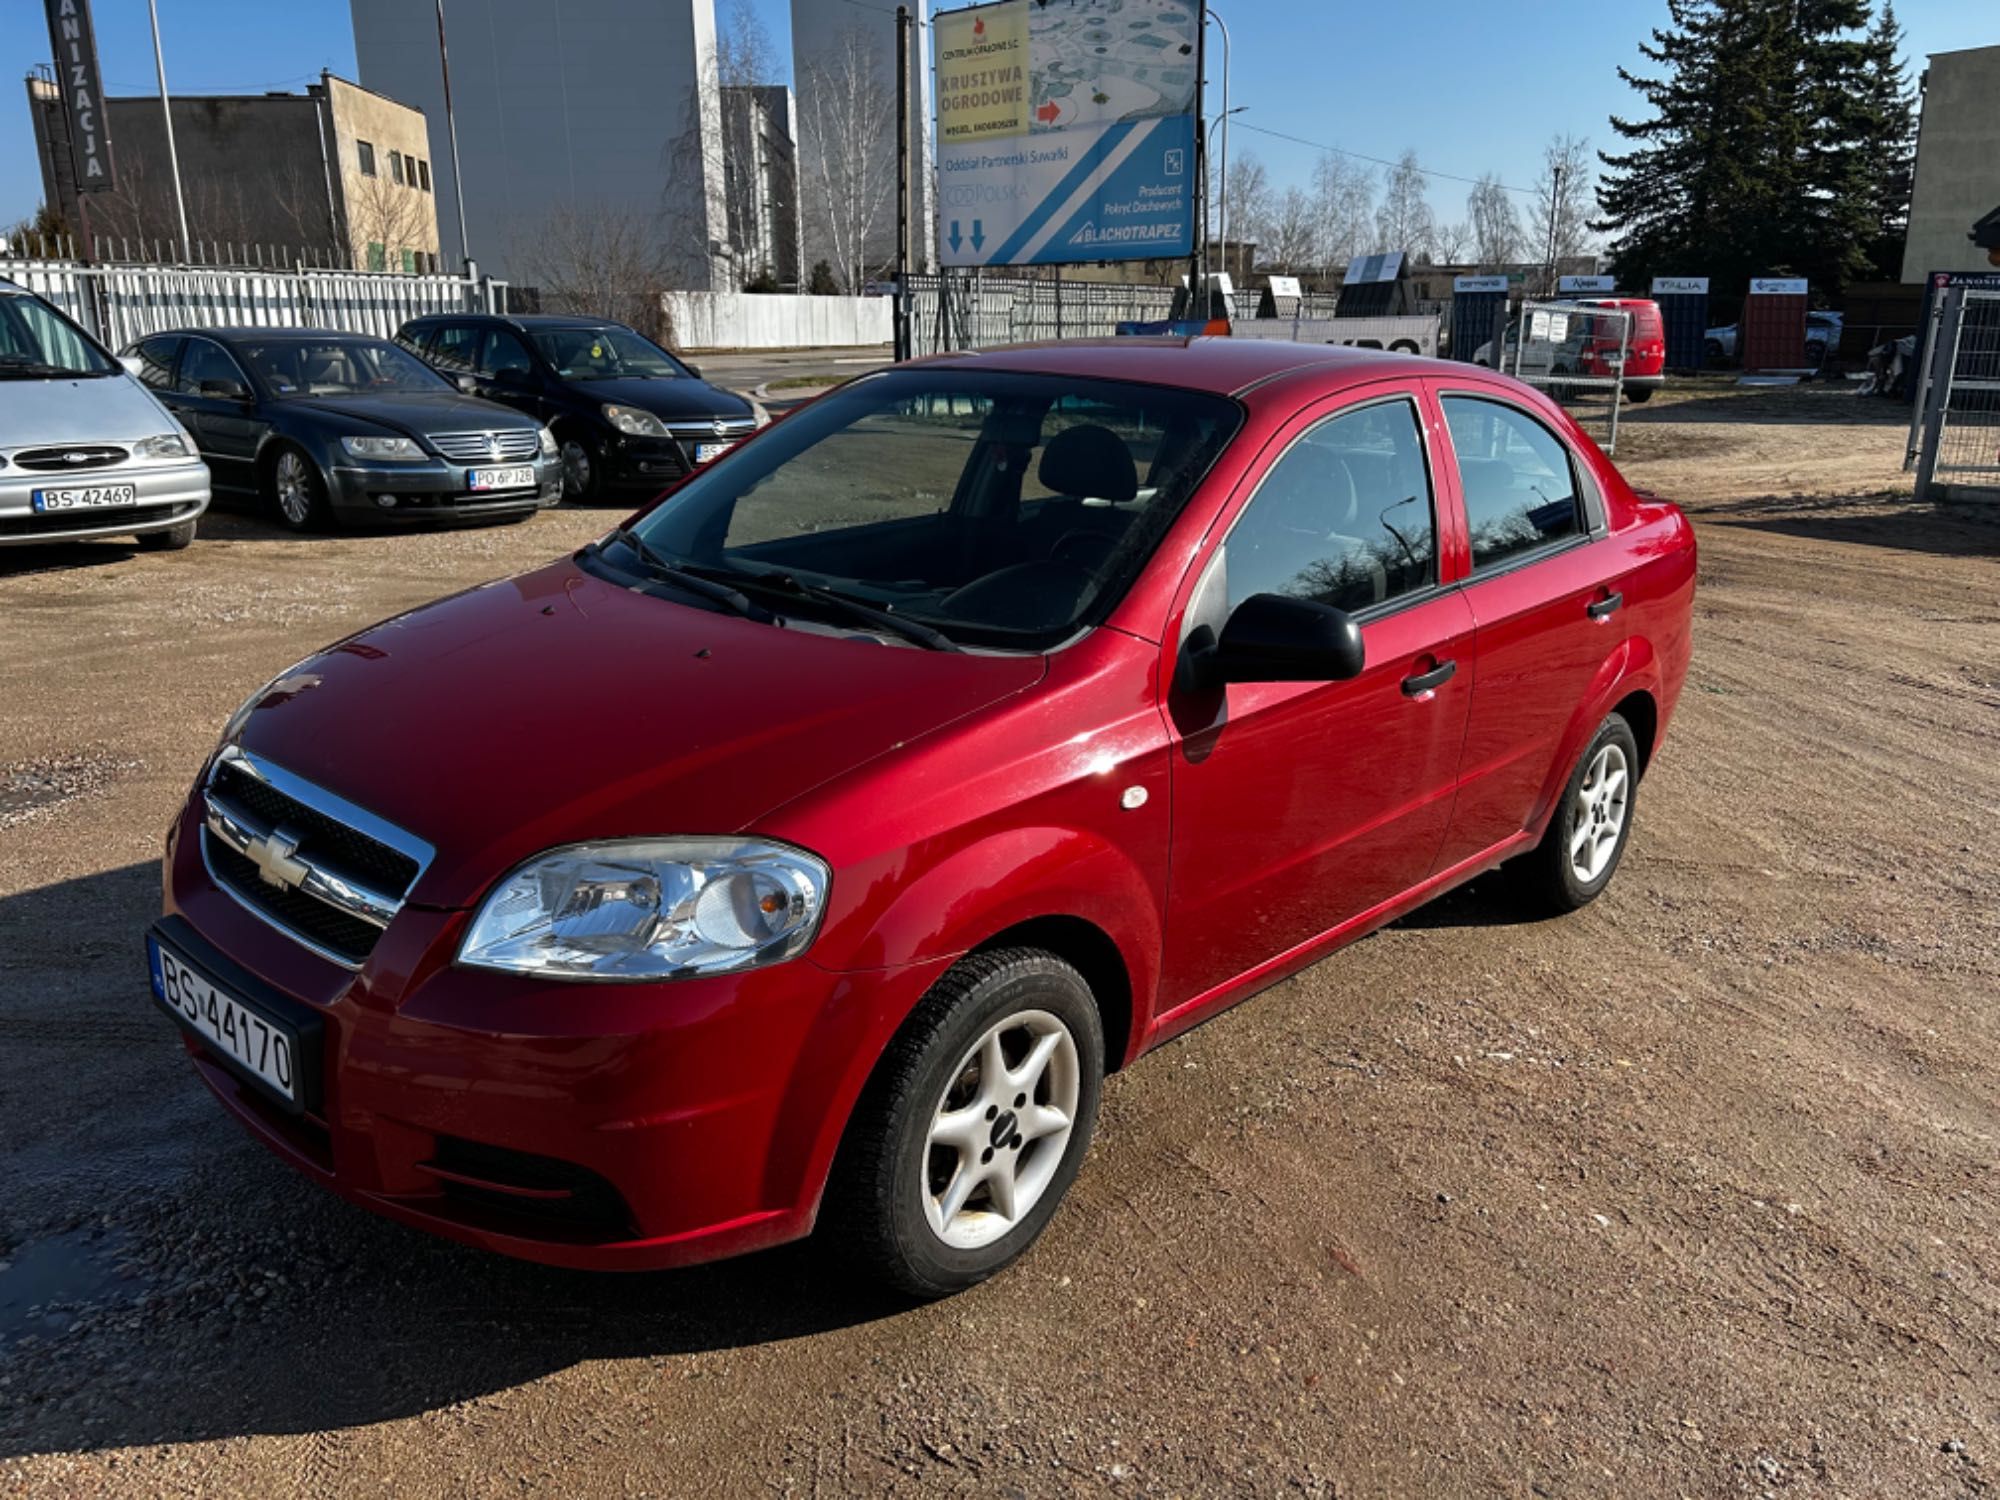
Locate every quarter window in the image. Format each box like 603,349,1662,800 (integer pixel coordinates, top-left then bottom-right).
1223,397,1437,616
133,335,181,389
1440,397,1584,570
357,140,377,177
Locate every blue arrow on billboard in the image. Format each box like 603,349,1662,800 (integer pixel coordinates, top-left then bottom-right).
948,221,963,254
970,220,985,253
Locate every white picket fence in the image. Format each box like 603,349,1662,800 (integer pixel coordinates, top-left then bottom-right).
0,256,507,351
662,290,893,351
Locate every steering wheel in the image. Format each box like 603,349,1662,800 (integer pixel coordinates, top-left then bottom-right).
1052,529,1117,571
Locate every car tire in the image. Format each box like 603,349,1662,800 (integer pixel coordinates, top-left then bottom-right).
137,518,198,551
558,433,601,503
1704,339,1723,366
264,445,331,533
1509,711,1641,915
1624,385,1654,405
823,947,1105,1299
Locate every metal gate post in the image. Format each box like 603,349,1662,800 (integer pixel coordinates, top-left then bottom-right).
1905,291,1948,472
1606,309,1630,454
1914,286,1966,504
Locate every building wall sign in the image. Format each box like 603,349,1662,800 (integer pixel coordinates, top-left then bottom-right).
44,0,115,192
933,0,1198,267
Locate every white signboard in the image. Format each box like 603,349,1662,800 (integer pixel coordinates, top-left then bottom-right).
1749,277,1808,295
1546,313,1570,343
1343,252,1405,285
1453,275,1509,293
1651,276,1710,295
1557,274,1617,295
1265,275,1302,300
1529,310,1551,340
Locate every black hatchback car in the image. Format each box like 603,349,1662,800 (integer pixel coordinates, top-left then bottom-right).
395,314,761,501
120,328,560,531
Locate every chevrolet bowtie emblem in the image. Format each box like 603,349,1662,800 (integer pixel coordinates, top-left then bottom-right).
248,826,311,891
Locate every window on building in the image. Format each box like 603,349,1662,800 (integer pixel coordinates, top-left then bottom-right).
400,248,416,274
357,140,377,177
390,150,405,186
366,241,386,272
418,159,431,192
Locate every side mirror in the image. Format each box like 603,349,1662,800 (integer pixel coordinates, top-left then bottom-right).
118,353,145,377
682,363,703,379
1182,593,1365,692
455,373,479,393
200,377,249,401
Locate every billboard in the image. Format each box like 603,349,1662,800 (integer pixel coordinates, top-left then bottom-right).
43,0,116,193
934,0,1198,267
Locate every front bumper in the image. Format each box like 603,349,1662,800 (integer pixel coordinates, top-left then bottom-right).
158,793,946,1271
0,458,209,547
599,427,753,494
325,453,562,522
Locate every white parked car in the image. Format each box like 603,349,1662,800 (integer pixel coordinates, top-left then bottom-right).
1704,311,1843,366
0,278,210,551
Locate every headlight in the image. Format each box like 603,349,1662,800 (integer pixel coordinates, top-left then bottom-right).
602,403,669,437
459,838,830,981
538,425,557,456
340,435,426,461
134,431,191,460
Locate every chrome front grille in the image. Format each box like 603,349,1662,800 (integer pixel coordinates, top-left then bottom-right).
13,444,130,471
430,429,540,464
199,747,433,968
664,419,757,438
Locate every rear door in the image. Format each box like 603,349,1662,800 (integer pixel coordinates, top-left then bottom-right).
1157,384,1476,1014
1427,386,1631,869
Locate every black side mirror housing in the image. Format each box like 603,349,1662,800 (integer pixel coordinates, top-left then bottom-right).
683,363,703,379
1183,592,1366,692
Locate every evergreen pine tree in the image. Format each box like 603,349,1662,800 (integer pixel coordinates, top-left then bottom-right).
1853,2,1916,279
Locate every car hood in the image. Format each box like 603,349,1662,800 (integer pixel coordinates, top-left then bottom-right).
573,377,754,423
282,391,537,440
0,371,173,445
233,557,1046,907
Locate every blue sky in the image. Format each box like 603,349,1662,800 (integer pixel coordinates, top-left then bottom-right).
4,0,1992,235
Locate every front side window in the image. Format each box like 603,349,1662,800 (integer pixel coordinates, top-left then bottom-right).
357,140,377,177
427,323,480,374
1222,397,1437,616
478,329,535,380
175,339,247,397
528,325,687,380
236,339,449,398
1440,396,1583,570
133,335,181,389
614,370,1240,650
0,292,115,377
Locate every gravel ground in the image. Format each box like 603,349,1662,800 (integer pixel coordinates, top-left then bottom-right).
1,382,1995,1498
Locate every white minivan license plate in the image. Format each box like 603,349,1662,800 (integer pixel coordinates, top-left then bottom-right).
32,484,137,511
468,465,536,492
148,936,299,1105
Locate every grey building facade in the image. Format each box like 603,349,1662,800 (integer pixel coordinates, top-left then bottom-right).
349,0,730,287
721,85,802,289
1901,43,2000,282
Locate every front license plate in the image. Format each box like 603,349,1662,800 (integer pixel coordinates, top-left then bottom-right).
32,484,138,512
468,465,536,492
694,441,735,464
148,936,299,1106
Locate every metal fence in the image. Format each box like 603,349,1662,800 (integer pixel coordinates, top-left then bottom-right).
904,273,1182,356
0,255,509,350
1911,287,2000,504
1507,299,1632,453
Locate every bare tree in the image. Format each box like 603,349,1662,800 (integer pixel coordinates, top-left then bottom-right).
1373,150,1435,261
345,166,435,272
1262,186,1318,272
513,200,677,341
1220,152,1271,261
797,26,896,292
1428,220,1471,265
717,0,779,88
1311,153,1374,275
1530,133,1596,273
1466,172,1522,267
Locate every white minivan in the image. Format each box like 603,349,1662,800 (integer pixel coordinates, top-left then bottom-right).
0,277,210,551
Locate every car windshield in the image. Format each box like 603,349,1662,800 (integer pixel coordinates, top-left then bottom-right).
0,291,117,378
237,338,450,398
603,368,1240,651
529,325,686,380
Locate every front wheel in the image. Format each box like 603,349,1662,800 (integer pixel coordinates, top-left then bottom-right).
1507,712,1640,914
1624,385,1655,405
137,518,198,551
824,948,1105,1298
559,435,601,502
265,446,330,532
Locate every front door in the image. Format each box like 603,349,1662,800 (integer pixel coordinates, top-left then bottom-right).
170,338,263,494
1159,389,1475,1016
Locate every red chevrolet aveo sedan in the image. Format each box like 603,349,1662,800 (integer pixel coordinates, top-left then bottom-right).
149,339,1694,1296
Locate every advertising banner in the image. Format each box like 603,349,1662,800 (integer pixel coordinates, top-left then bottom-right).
934,0,1199,267
43,0,116,193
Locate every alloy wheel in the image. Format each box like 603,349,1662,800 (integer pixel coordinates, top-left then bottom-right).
274,452,314,527
921,1009,1080,1250
1569,742,1630,884
560,440,593,499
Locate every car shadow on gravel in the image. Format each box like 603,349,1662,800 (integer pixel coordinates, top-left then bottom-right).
1706,496,2000,559
0,539,143,578
0,863,915,1461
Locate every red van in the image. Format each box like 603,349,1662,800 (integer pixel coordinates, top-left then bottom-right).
1577,297,1667,402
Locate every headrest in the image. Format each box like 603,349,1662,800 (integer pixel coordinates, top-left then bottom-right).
1038,423,1138,503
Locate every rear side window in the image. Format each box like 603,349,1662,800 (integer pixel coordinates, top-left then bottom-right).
1223,397,1437,615
133,336,181,389
1441,396,1583,571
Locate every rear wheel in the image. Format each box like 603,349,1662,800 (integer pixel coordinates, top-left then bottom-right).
1507,712,1640,914
137,518,198,551
824,948,1104,1298
1624,385,1655,404
265,446,330,533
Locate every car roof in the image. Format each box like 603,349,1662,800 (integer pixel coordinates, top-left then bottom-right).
406,313,621,329
147,326,393,343
909,337,1444,398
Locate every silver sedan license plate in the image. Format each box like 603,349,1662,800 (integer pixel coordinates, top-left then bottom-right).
32,484,137,511
469,465,536,492
148,936,298,1104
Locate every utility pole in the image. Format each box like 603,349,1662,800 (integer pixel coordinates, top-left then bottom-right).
435,0,473,274
145,0,191,261
1189,8,1208,309
895,5,912,361
1543,162,1563,297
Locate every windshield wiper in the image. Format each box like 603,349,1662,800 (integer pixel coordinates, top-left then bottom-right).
718,568,961,652
593,528,775,622
0,359,102,378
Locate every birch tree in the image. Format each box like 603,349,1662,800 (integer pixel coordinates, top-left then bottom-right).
797,27,896,292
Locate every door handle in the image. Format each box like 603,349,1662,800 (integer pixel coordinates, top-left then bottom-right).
1401,659,1457,697
1586,591,1623,620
